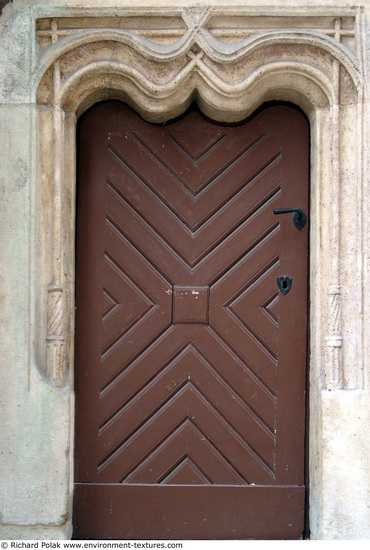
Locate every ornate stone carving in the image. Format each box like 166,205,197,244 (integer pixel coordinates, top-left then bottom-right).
325,286,343,389
46,284,65,387
35,10,361,120
34,8,364,391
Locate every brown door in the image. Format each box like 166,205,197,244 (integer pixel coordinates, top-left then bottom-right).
73,102,309,540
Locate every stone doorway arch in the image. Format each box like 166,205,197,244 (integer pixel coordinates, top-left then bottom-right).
29,6,366,538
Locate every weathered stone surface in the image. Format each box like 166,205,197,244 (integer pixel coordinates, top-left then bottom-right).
0,107,70,526
0,6,33,103
319,390,370,539
0,106,32,394
0,523,72,540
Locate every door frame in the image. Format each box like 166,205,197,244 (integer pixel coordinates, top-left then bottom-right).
32,6,365,539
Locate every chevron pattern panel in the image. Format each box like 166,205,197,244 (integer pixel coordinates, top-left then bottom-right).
74,102,308,493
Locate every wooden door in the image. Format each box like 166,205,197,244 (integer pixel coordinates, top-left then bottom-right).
73,102,309,539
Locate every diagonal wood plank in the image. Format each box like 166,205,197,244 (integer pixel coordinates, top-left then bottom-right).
108,129,282,229
97,384,275,484
98,343,275,468
107,149,282,267
99,323,275,432
102,254,155,353
160,457,212,485
228,261,280,357
125,420,246,485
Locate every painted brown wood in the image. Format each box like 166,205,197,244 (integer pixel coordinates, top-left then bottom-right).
74,485,305,540
74,102,309,539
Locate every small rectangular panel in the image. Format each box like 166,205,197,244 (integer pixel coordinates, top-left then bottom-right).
173,286,209,324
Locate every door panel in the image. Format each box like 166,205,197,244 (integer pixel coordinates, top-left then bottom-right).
74,102,309,539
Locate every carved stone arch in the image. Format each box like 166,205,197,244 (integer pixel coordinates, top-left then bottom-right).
36,26,360,120
35,10,363,389
52,59,333,121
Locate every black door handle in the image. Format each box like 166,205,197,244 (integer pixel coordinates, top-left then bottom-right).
273,208,306,230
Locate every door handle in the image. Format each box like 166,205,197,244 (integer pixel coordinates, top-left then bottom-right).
273,208,306,230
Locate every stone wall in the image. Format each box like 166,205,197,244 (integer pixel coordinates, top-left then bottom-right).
0,0,369,540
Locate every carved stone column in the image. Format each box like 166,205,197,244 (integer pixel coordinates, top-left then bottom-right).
46,283,65,387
